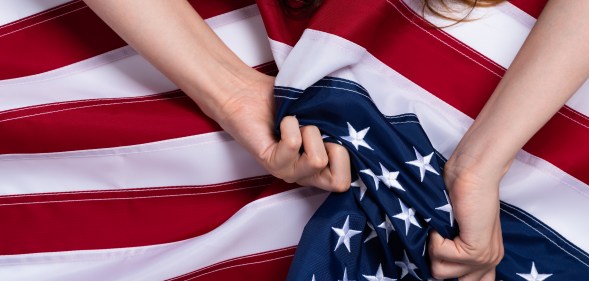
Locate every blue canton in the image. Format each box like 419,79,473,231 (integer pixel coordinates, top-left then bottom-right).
275,77,589,281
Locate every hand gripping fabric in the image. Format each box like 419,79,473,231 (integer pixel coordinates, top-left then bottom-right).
275,77,457,281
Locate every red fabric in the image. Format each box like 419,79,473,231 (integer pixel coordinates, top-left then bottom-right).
0,61,278,154
169,247,296,281
0,0,257,79
0,91,220,154
0,176,298,255
257,0,589,185
509,0,548,18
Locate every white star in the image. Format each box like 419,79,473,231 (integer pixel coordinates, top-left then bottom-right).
517,262,552,281
395,251,421,280
312,274,316,281
364,222,378,243
435,190,454,227
339,268,355,281
377,215,395,243
351,178,368,200
332,215,362,252
377,163,405,191
363,264,397,281
393,199,421,236
405,147,439,182
341,122,373,151
361,169,380,190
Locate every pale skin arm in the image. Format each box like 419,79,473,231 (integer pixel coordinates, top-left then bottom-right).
429,0,589,280
82,0,351,191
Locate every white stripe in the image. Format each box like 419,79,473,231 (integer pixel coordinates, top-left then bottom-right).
0,5,273,112
401,0,589,118
271,31,589,253
0,0,71,26
0,187,329,281
0,132,268,195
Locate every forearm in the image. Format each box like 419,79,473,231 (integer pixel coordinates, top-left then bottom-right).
452,0,589,175
83,0,263,120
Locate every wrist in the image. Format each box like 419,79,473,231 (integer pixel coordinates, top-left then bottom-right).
183,59,273,122
446,130,515,187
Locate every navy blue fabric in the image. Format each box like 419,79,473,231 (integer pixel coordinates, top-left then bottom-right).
276,77,589,280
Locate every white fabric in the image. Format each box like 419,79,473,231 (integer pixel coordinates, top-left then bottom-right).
271,30,589,253
0,0,71,26
0,5,273,112
401,0,589,116
0,132,267,195
0,187,329,281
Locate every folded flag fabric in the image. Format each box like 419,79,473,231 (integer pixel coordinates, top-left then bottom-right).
259,0,589,279
275,77,456,280
276,77,589,281
2,0,589,280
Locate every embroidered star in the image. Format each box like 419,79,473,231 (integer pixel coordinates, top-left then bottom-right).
341,122,373,151
351,178,368,200
332,215,362,252
405,147,439,182
363,264,397,281
364,222,378,243
378,214,395,243
435,190,454,227
516,262,552,281
393,199,421,236
361,168,380,190
395,251,421,280
312,274,316,281
377,163,405,191
339,268,355,281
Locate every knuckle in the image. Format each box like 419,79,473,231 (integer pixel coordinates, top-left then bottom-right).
308,155,328,169
300,125,318,134
471,249,496,266
473,253,490,265
281,175,297,183
271,168,291,182
329,178,351,192
430,262,445,280
493,249,505,266
283,136,301,150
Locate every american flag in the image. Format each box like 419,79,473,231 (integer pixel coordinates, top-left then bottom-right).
1,0,588,280
275,77,456,280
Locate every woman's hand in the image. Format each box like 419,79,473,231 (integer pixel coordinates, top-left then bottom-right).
429,152,504,281
211,72,352,192
428,0,589,279
83,0,351,192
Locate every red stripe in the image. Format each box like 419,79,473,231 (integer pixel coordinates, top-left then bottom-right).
168,247,295,281
0,176,298,255
0,62,277,154
508,0,548,19
0,91,221,154
191,0,256,20
257,0,589,185
0,0,255,79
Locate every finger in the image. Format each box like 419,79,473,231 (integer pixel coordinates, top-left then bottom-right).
429,230,493,266
269,116,302,180
429,230,470,263
458,267,495,281
297,143,351,192
480,268,496,281
290,125,329,179
430,259,479,280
